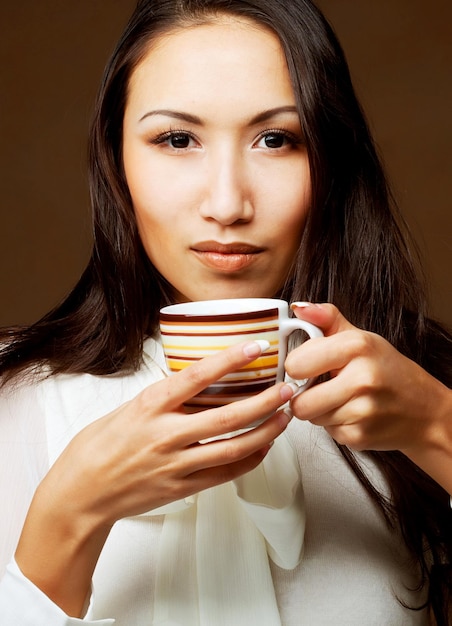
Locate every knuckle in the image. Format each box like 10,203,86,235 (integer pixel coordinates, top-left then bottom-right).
184,361,209,386
222,345,242,367
148,432,173,456
215,404,238,432
138,386,158,412
346,330,375,357
353,366,383,398
347,392,377,426
325,303,340,318
353,377,371,399
163,479,185,503
346,430,367,451
329,425,367,451
221,440,240,464
356,396,375,418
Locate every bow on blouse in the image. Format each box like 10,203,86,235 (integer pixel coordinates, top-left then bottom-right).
143,433,305,626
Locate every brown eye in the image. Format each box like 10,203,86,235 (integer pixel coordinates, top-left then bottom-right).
263,133,286,148
254,129,301,150
169,133,191,149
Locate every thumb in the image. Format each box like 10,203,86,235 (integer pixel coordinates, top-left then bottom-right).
290,302,355,337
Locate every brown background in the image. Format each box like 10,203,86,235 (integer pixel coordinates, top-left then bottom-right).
1,1,451,327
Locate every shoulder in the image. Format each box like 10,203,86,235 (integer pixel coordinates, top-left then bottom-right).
1,336,166,415
0,336,167,463
38,337,167,464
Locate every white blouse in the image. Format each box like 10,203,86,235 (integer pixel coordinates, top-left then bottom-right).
0,338,429,625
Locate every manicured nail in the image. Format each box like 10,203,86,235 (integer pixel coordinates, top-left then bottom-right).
243,339,271,358
290,301,311,309
280,381,300,402
290,302,311,309
290,301,322,310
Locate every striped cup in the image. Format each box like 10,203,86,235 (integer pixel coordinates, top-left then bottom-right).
159,298,323,414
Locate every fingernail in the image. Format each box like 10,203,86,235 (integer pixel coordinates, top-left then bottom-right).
290,301,312,310
280,407,293,425
290,301,323,311
243,339,271,358
280,381,300,402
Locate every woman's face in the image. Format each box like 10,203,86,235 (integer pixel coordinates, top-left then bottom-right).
123,16,311,302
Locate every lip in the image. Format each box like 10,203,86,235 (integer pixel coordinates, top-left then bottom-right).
191,241,264,272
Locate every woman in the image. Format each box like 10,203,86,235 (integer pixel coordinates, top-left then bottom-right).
1,0,452,624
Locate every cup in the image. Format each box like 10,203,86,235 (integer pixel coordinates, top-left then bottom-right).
159,298,323,414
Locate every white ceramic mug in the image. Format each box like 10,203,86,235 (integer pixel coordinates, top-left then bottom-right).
159,298,323,413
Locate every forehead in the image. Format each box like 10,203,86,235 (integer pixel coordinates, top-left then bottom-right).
125,16,296,118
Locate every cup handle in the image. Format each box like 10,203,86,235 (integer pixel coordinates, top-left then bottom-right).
281,318,324,393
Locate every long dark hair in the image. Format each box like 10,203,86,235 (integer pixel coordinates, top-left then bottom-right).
2,0,452,621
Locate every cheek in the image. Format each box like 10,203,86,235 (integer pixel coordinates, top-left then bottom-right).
126,173,165,220
262,155,311,215
124,168,171,254
123,145,177,218
279,172,311,236
126,162,201,230
270,174,311,264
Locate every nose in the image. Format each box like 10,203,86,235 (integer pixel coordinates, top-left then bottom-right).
198,147,253,225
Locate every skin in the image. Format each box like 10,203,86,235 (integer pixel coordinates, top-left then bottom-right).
122,17,310,301
15,18,307,616
13,15,452,621
16,341,295,616
288,302,452,498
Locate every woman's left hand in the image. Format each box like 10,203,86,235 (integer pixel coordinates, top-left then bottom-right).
285,303,452,490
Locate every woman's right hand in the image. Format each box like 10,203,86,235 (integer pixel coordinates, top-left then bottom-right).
15,340,295,617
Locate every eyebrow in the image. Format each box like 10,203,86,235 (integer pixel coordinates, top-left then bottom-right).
139,109,202,125
138,106,298,126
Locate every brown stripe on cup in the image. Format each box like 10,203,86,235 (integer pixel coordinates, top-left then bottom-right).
160,307,280,411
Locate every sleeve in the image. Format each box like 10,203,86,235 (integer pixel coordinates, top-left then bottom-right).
0,380,48,576
0,379,114,624
0,560,114,625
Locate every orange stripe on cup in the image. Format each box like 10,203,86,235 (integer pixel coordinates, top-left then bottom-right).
159,305,281,411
